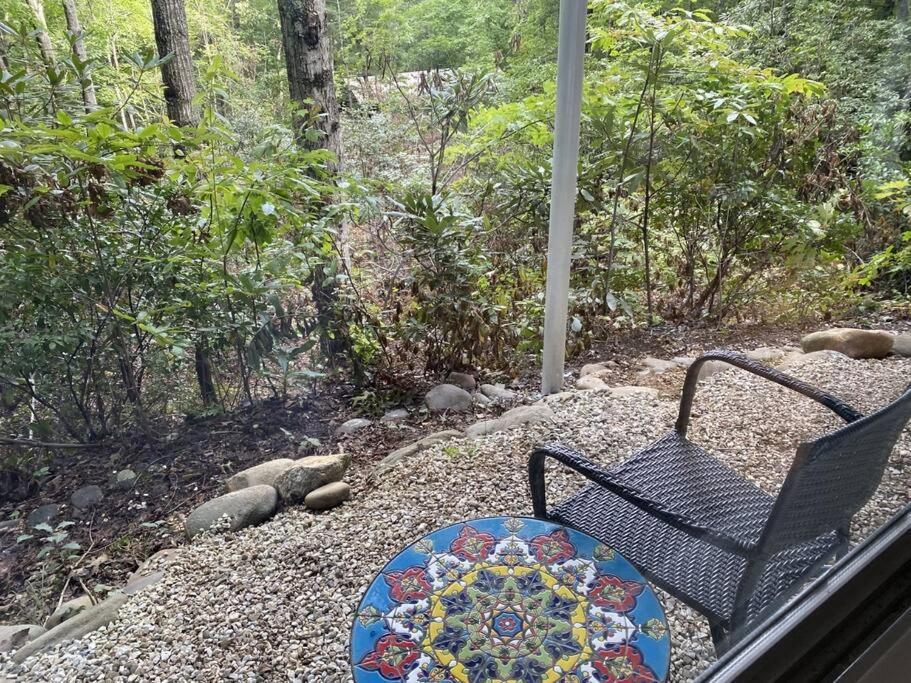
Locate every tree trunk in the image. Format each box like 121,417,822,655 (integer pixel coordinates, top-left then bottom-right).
277,0,350,360
276,0,342,163
62,0,97,112
150,0,198,126
26,0,56,65
194,340,218,406
897,0,910,23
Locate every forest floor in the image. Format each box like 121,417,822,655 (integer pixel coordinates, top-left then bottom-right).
1,313,906,630
4,333,910,682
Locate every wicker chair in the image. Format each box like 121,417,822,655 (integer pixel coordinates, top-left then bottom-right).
529,350,911,651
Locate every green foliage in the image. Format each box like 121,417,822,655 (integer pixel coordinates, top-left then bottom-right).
0,33,342,442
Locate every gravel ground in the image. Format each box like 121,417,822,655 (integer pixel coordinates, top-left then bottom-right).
4,353,910,682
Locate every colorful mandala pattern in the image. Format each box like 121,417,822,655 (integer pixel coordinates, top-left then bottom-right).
351,517,670,683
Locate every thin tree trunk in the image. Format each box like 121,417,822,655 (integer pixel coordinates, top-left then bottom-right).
62,0,97,112
277,0,350,359
108,39,131,129
276,0,342,163
26,0,56,65
150,0,198,126
194,339,218,406
641,46,662,325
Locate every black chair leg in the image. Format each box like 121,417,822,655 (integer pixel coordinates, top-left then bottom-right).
709,621,730,656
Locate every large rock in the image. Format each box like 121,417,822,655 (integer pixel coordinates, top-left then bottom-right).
580,363,608,377
369,444,421,481
479,384,516,401
185,485,278,538
0,625,45,653
425,384,473,413
275,454,350,505
416,430,463,448
745,347,785,364
697,360,730,380
778,349,849,370
465,405,556,438
127,547,183,585
45,594,94,629
70,485,103,510
369,430,464,481
335,418,373,435
304,482,351,510
111,469,137,491
892,334,911,357
26,504,59,528
226,459,296,493
801,328,893,359
380,408,409,423
446,372,477,390
638,357,679,375
13,591,128,664
576,375,609,391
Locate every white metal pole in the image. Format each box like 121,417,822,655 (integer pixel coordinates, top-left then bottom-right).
542,0,587,395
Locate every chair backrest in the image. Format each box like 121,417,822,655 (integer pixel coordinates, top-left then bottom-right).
758,383,911,556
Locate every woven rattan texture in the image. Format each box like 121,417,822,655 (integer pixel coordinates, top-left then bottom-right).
530,351,911,647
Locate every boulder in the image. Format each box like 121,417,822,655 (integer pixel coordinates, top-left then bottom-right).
479,384,516,401
446,372,477,390
465,405,556,438
335,418,373,435
275,454,350,505
580,363,608,377
111,469,137,491
0,625,45,653
185,485,278,538
801,328,893,359
416,430,464,448
370,444,421,481
778,349,849,370
226,458,296,493
123,570,164,596
671,357,695,368
576,375,609,391
380,408,409,423
425,384,473,413
892,334,911,357
70,485,103,510
697,360,730,380
539,391,577,404
474,393,491,407
609,386,660,399
127,547,183,585
26,504,59,528
46,594,94,629
745,347,786,364
638,357,679,375
304,482,351,510
13,592,128,664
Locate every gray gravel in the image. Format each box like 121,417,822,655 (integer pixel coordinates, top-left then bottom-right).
5,353,910,682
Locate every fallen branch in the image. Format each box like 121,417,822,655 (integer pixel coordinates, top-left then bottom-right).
0,437,94,449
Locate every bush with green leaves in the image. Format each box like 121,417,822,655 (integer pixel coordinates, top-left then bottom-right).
0,34,346,442
454,2,865,334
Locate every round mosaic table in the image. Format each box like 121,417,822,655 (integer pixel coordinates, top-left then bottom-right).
350,516,670,682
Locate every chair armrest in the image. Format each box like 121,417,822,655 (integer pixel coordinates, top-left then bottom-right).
675,350,863,436
529,442,755,556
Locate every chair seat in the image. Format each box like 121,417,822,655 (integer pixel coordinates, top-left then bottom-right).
609,431,775,548
551,480,841,626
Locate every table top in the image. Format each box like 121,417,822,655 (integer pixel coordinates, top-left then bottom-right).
351,516,670,682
